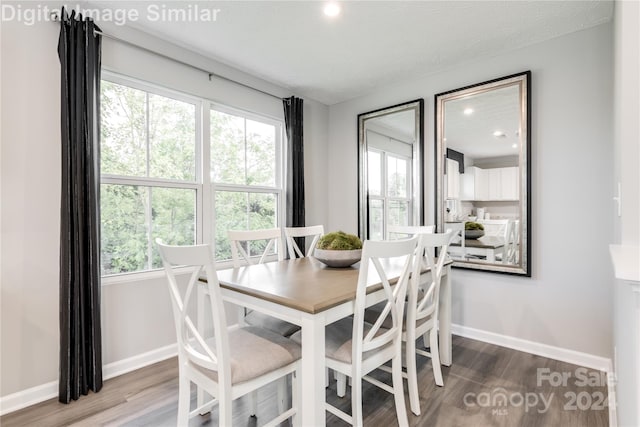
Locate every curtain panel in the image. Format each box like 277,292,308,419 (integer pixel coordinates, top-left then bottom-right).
57,8,103,403
283,97,306,253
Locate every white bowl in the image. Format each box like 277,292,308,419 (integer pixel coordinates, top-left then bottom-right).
314,249,362,268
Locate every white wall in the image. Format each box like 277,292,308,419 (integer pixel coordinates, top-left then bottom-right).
328,24,614,359
0,18,329,403
612,0,640,425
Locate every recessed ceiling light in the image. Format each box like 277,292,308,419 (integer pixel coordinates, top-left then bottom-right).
512,143,518,148
324,2,341,17
463,108,474,115
493,130,506,137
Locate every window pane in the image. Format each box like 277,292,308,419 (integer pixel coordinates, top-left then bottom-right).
101,81,196,181
388,200,409,227
101,184,196,275
387,156,408,198
369,198,384,241
148,94,196,180
101,81,147,177
150,187,196,269
101,184,148,275
246,119,276,186
210,110,246,185
214,191,278,261
367,150,382,196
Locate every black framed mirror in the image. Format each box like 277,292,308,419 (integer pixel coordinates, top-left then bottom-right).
435,72,531,276
358,99,424,240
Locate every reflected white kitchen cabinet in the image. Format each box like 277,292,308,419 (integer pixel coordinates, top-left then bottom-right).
501,167,519,200
446,158,460,199
461,166,488,200
461,166,518,201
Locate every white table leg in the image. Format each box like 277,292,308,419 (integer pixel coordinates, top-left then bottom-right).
486,249,496,263
300,315,326,427
439,265,452,366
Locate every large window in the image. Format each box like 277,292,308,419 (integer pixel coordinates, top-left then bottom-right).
210,106,282,261
100,75,283,276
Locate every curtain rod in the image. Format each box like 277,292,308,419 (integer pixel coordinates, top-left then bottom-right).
52,13,286,101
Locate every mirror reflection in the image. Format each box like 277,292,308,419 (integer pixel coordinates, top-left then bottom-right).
358,100,424,240
436,72,530,276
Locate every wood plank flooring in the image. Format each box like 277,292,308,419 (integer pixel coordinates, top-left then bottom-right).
1,335,610,426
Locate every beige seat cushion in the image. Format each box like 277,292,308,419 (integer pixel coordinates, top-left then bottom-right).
291,317,391,364
244,311,300,337
195,326,301,384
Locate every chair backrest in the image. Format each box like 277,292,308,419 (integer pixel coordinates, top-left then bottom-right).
503,220,518,264
409,231,454,327
478,219,510,238
227,228,285,268
284,225,324,258
156,240,232,388
352,236,418,364
444,222,466,257
387,225,435,240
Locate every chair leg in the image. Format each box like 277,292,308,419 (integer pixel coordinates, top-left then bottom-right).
405,337,421,416
219,394,233,426
392,349,409,427
277,377,286,414
177,374,190,425
249,390,258,416
430,328,444,387
351,377,363,427
336,372,347,397
292,371,300,424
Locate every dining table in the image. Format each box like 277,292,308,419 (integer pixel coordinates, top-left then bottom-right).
450,235,505,262
198,255,452,427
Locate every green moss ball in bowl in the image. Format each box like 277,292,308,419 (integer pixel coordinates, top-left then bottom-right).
464,221,485,239
314,231,363,268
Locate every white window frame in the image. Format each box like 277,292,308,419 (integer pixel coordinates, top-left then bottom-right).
367,147,413,240
100,72,285,282
208,101,285,267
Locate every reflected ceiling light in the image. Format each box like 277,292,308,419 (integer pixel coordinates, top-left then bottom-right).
463,108,474,115
324,2,341,17
493,130,506,137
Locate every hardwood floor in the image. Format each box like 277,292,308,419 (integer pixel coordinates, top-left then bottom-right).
1,335,610,426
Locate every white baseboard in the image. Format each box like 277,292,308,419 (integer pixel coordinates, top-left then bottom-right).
451,323,613,372
0,343,177,417
102,343,177,380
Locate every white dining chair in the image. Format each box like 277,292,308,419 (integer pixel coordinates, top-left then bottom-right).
479,219,511,262
284,225,324,258
387,225,435,240
156,241,301,427
227,228,300,337
228,228,285,268
293,237,417,427
444,222,466,260
363,231,453,416
403,231,454,415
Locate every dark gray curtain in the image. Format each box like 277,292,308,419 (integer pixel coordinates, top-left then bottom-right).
57,8,103,404
283,97,305,253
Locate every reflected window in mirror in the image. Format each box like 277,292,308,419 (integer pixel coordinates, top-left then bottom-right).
435,72,530,276
358,100,424,240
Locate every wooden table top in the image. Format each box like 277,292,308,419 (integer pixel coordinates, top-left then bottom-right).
452,236,505,249
208,256,449,315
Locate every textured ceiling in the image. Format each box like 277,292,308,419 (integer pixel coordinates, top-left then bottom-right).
91,0,613,105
